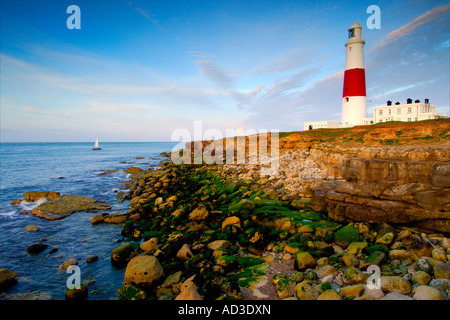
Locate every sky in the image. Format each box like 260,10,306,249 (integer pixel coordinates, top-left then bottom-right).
0,0,449,142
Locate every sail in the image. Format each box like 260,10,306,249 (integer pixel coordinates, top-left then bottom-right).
94,137,99,148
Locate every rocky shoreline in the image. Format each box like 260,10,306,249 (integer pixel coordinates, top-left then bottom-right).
104,150,449,301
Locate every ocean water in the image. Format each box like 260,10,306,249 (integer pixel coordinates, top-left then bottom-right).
0,142,177,300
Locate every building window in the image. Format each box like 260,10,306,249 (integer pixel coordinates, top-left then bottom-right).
388,109,391,115
407,118,411,122
397,108,401,114
379,110,383,115
379,119,383,123
407,107,412,114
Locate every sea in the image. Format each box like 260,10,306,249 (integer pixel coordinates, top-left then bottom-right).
0,142,178,300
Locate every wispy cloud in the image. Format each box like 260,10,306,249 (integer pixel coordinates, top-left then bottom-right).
373,2,450,51
125,1,162,29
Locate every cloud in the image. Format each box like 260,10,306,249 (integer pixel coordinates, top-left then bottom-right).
373,3,450,51
252,48,313,74
125,1,162,29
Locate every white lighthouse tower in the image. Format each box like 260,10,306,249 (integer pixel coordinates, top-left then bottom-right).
341,22,367,127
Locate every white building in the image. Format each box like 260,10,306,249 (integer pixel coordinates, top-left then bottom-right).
363,98,446,124
304,120,339,130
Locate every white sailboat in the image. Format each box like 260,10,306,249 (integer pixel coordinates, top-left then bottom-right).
92,136,102,150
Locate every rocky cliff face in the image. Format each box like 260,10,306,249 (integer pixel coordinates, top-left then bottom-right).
310,143,450,233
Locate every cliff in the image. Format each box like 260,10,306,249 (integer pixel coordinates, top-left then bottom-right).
184,119,450,233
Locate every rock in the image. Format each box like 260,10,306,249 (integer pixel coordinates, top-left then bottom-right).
413,285,444,300
389,249,414,261
342,253,360,268
376,232,394,245
380,276,411,295
154,197,163,206
86,255,98,263
23,191,61,202
409,239,433,257
431,248,447,262
90,214,105,224
429,279,450,292
58,258,78,270
363,284,385,300
295,281,320,300
207,240,231,251
433,262,450,279
221,216,241,233
416,257,433,274
140,238,159,252
317,289,341,300
27,243,48,255
343,266,367,285
65,284,88,300
161,271,183,288
294,252,316,270
346,241,368,255
111,243,135,267
441,237,450,249
124,255,163,287
175,275,203,300
104,212,127,224
316,265,337,280
412,270,431,285
360,251,385,269
125,167,141,175
275,275,295,299
188,206,209,221
30,194,111,220
381,292,413,300
340,284,364,298
0,268,19,291
23,224,39,231
176,244,194,261
118,283,150,300
334,224,359,247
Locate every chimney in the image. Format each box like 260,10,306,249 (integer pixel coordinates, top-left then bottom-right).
387,100,392,106
407,98,412,104
425,98,429,104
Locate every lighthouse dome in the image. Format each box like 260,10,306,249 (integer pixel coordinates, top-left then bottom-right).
349,22,362,29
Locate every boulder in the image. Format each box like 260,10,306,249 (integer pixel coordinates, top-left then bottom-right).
433,262,450,279
412,271,431,285
340,284,364,298
23,224,39,231
343,266,367,285
65,284,88,300
111,243,135,267
58,258,78,270
188,206,209,221
317,289,341,300
207,240,231,251
221,216,241,233
30,195,111,220
0,268,19,291
27,243,48,255
380,292,413,300
124,255,163,287
295,281,319,300
413,285,444,300
380,276,411,295
23,191,61,202
294,252,316,270
176,244,194,261
334,224,359,247
175,276,203,300
140,238,159,252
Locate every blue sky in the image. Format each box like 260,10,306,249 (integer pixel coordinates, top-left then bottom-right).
1,0,449,142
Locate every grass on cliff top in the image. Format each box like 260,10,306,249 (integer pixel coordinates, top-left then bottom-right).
280,118,449,147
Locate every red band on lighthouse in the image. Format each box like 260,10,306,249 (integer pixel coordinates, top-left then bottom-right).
342,68,366,97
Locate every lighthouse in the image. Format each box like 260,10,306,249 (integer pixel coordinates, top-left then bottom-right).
341,22,367,127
